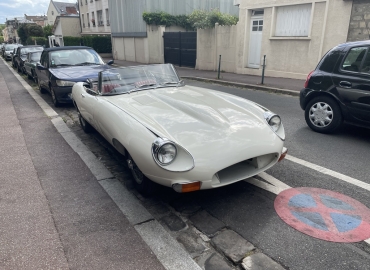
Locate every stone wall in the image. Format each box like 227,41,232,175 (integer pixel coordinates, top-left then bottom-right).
347,0,370,41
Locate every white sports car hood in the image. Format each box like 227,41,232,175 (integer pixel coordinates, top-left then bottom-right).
103,86,282,157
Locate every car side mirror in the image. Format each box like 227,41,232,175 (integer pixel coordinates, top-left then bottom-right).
36,63,46,70
107,60,114,65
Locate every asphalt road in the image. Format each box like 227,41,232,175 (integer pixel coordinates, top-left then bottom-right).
16,71,370,270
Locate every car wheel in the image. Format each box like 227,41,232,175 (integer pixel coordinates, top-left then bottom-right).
50,86,60,107
78,111,93,133
27,72,32,80
305,96,343,133
17,64,22,73
38,79,47,94
127,155,156,195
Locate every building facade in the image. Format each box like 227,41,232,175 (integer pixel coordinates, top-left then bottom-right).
46,0,79,26
78,0,111,35
24,14,47,27
3,17,36,43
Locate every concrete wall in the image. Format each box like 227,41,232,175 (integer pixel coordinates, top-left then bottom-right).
234,0,353,79
112,25,187,64
347,0,370,42
196,24,237,73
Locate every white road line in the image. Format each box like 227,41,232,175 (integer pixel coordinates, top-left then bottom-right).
286,155,370,192
258,172,291,191
245,177,284,195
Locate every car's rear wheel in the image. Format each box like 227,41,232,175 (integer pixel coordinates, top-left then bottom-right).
27,71,32,80
50,86,60,107
38,78,47,94
127,155,156,195
78,111,93,133
305,96,343,133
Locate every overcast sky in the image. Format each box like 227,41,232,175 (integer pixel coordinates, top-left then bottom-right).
0,0,77,24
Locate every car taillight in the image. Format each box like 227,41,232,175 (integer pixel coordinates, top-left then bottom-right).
304,70,314,88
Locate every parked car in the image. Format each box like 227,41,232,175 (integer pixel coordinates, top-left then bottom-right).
36,46,114,107
300,40,370,133
2,44,22,61
24,51,42,82
14,45,43,73
11,47,19,67
72,64,287,194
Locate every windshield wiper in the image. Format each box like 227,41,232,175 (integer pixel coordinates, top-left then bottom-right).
76,62,99,66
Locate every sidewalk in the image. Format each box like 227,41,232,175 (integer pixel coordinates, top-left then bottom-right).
104,58,305,96
0,59,200,269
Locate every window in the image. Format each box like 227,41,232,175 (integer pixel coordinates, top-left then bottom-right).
105,9,110,26
342,47,367,73
87,13,90,27
80,0,83,6
360,49,370,74
85,0,87,4
97,10,103,26
91,12,95,26
52,11,54,15
275,4,311,37
252,20,263,32
82,14,85,28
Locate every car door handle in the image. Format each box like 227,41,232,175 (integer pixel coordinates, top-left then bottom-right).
81,93,86,98
339,81,352,88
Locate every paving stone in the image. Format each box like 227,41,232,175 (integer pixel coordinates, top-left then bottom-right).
242,253,285,270
204,253,233,270
177,229,207,258
211,230,255,264
160,213,187,231
189,210,225,236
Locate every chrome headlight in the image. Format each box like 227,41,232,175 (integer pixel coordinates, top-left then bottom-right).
152,138,177,165
56,80,76,87
264,111,285,140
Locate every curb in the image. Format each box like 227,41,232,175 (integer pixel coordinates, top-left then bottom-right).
181,76,300,97
3,59,201,270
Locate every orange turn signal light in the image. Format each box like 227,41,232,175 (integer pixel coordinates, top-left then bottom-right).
173,182,201,193
278,147,288,162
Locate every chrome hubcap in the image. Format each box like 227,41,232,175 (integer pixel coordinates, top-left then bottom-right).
309,102,333,127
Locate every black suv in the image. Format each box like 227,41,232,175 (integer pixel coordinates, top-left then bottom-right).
300,40,370,133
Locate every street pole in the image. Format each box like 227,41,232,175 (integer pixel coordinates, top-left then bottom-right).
261,55,266,85
217,55,221,79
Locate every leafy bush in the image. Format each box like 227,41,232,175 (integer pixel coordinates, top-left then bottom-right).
26,36,48,46
17,24,44,43
142,10,238,30
0,36,4,43
188,9,238,29
143,12,194,31
63,35,112,53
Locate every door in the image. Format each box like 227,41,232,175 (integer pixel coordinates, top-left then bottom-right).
248,16,263,68
164,32,197,68
332,46,370,123
37,51,49,89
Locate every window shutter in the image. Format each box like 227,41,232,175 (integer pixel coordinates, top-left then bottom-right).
275,4,311,37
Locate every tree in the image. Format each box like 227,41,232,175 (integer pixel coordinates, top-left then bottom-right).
43,25,53,38
28,24,43,37
17,24,28,44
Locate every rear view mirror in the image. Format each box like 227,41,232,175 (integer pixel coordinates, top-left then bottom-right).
107,60,114,65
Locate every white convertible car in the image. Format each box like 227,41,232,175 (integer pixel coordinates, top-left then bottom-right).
72,64,287,193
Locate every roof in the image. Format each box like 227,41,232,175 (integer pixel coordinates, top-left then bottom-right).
52,1,79,16
337,40,370,48
43,46,93,52
25,15,47,21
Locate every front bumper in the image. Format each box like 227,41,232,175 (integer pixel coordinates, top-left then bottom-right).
53,86,74,103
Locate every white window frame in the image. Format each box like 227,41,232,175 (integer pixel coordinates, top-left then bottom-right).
270,3,314,40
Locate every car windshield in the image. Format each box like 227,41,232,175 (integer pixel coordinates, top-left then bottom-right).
30,51,42,62
50,49,104,67
21,47,42,55
5,44,18,51
97,64,181,95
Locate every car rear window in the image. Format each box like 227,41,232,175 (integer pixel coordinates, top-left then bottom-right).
318,49,341,73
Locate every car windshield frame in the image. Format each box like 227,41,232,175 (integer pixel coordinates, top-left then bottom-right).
20,46,43,55
96,64,182,96
29,51,42,62
49,49,105,68
5,44,19,51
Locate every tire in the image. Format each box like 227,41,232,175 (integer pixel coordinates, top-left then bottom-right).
305,96,343,133
27,72,32,80
78,111,93,133
38,78,47,94
127,155,156,195
17,64,22,73
50,86,60,107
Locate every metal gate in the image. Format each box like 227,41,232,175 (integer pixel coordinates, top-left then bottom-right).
163,32,197,68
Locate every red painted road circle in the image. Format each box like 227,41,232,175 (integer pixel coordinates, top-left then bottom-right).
274,187,370,242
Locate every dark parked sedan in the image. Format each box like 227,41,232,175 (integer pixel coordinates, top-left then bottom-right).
300,40,370,133
14,45,43,73
24,51,42,82
36,46,114,107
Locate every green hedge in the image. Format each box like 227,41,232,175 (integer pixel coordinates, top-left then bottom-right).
0,36,4,43
26,36,48,46
63,36,112,53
